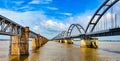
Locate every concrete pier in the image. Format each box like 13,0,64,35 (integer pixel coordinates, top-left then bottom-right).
80,38,98,48
19,27,29,55
32,38,37,49
10,27,29,55
10,36,20,55
32,35,48,49
10,26,48,55
56,39,73,44
63,39,73,44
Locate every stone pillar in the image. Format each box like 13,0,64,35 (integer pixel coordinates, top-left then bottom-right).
19,26,29,55
80,38,98,48
32,38,37,49
32,34,41,49
37,34,40,48
59,40,62,43
10,36,20,55
64,39,74,44
39,37,42,47
40,37,43,46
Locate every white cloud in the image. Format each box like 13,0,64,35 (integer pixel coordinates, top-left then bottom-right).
41,20,70,31
29,0,40,4
0,8,48,34
29,0,52,4
60,12,72,16
46,7,59,10
12,1,25,5
63,11,93,29
0,8,69,39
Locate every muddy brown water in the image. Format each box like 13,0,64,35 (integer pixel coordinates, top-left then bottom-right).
0,41,120,61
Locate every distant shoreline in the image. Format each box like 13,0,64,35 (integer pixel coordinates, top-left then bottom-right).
0,39,10,41
0,39,120,42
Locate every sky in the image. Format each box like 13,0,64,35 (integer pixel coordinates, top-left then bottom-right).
0,0,120,40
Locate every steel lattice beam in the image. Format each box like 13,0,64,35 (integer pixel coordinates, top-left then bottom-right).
0,15,38,38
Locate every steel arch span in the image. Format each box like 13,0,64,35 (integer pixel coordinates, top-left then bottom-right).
85,0,119,33
67,24,85,37
52,31,67,40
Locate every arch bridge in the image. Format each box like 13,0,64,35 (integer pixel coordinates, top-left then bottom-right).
52,0,120,48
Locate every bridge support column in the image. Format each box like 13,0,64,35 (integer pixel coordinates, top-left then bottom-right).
32,34,41,49
59,40,64,43
80,38,98,48
32,38,37,49
42,38,48,45
39,37,42,47
19,27,29,55
37,34,40,48
10,36,20,55
10,27,29,55
64,39,73,44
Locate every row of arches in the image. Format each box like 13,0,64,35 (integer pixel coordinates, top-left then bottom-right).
53,0,119,40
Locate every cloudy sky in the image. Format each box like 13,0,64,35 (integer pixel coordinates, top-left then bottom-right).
0,0,120,40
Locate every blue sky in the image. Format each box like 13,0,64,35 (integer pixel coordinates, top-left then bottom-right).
0,0,102,19
0,0,120,40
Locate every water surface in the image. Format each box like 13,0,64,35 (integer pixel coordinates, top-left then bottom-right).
0,41,120,61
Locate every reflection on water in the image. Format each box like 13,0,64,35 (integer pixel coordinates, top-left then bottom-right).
0,41,120,61
80,48,100,61
10,55,28,61
99,48,120,54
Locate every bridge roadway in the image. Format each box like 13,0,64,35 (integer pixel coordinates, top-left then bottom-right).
58,28,120,39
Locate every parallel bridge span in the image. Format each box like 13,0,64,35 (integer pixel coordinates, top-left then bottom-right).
0,15,37,38
0,14,48,55
52,0,120,48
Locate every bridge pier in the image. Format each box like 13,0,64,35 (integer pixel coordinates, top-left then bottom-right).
32,34,41,49
80,38,98,48
32,38,37,49
32,35,48,49
19,27,29,55
10,36,20,55
56,39,73,44
42,37,48,45
60,40,64,43
10,27,29,55
63,39,73,44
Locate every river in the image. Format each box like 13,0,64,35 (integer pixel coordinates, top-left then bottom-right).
0,41,120,61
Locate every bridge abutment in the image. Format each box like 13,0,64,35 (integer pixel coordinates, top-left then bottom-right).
80,38,98,48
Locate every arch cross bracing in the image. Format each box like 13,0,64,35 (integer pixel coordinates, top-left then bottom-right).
85,0,119,33
67,24,85,37
53,31,67,40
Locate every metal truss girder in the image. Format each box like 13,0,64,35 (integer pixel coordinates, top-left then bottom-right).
0,15,38,38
